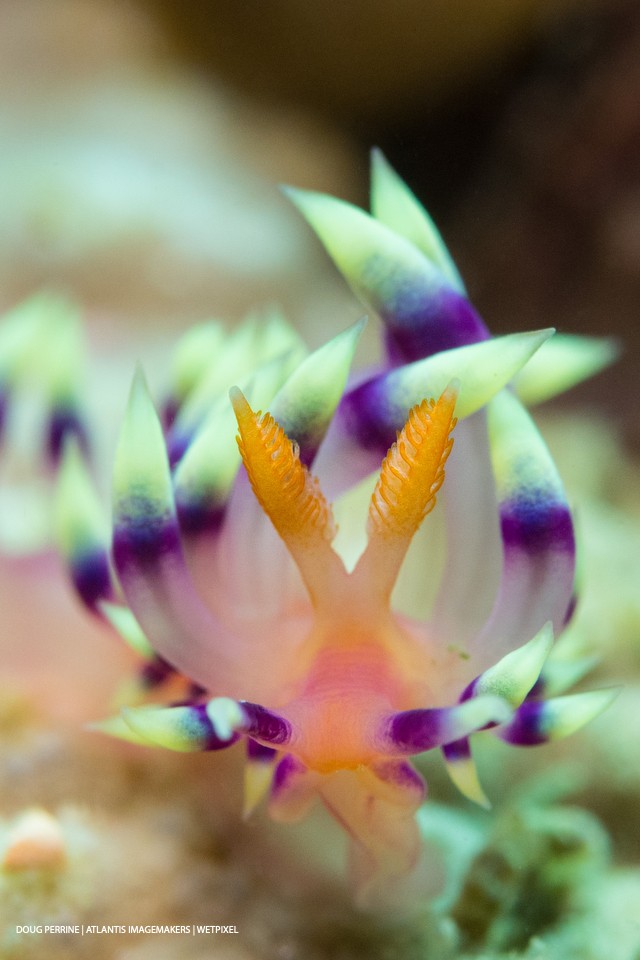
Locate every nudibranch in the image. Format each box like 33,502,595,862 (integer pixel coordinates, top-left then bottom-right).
52,153,618,897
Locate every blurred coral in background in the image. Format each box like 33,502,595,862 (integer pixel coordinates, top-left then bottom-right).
0,0,360,331
1,0,640,958
143,0,599,126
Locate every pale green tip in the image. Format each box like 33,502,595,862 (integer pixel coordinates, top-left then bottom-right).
389,327,554,423
173,312,305,441
476,623,554,706
370,148,465,293
40,301,86,401
120,705,209,752
172,394,242,517
270,317,367,441
445,754,491,810
282,186,366,262
539,655,600,697
0,290,82,381
487,386,566,505
98,601,155,659
170,320,225,402
88,714,157,746
543,688,620,741
54,436,108,559
513,334,621,406
113,365,174,519
283,184,439,294
445,327,554,419
243,757,276,820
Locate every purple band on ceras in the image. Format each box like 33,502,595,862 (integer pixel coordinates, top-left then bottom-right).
440,669,501,767
500,499,575,555
170,435,324,540
385,707,464,754
70,549,113,610
162,397,179,432
496,701,548,747
46,407,90,466
167,427,192,469
175,495,226,538
112,509,182,573
139,655,179,690
111,514,195,666
187,704,243,751
337,375,403,459
381,282,490,366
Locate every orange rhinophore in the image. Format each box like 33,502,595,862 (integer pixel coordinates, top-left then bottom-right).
355,383,457,603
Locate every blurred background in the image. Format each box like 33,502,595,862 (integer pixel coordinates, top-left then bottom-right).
1,0,639,441
1,4,640,954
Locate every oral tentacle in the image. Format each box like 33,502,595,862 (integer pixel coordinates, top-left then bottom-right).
321,763,425,901
269,755,321,822
238,701,293,745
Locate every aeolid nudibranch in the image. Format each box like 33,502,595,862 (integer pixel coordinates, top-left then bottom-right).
52,152,618,897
